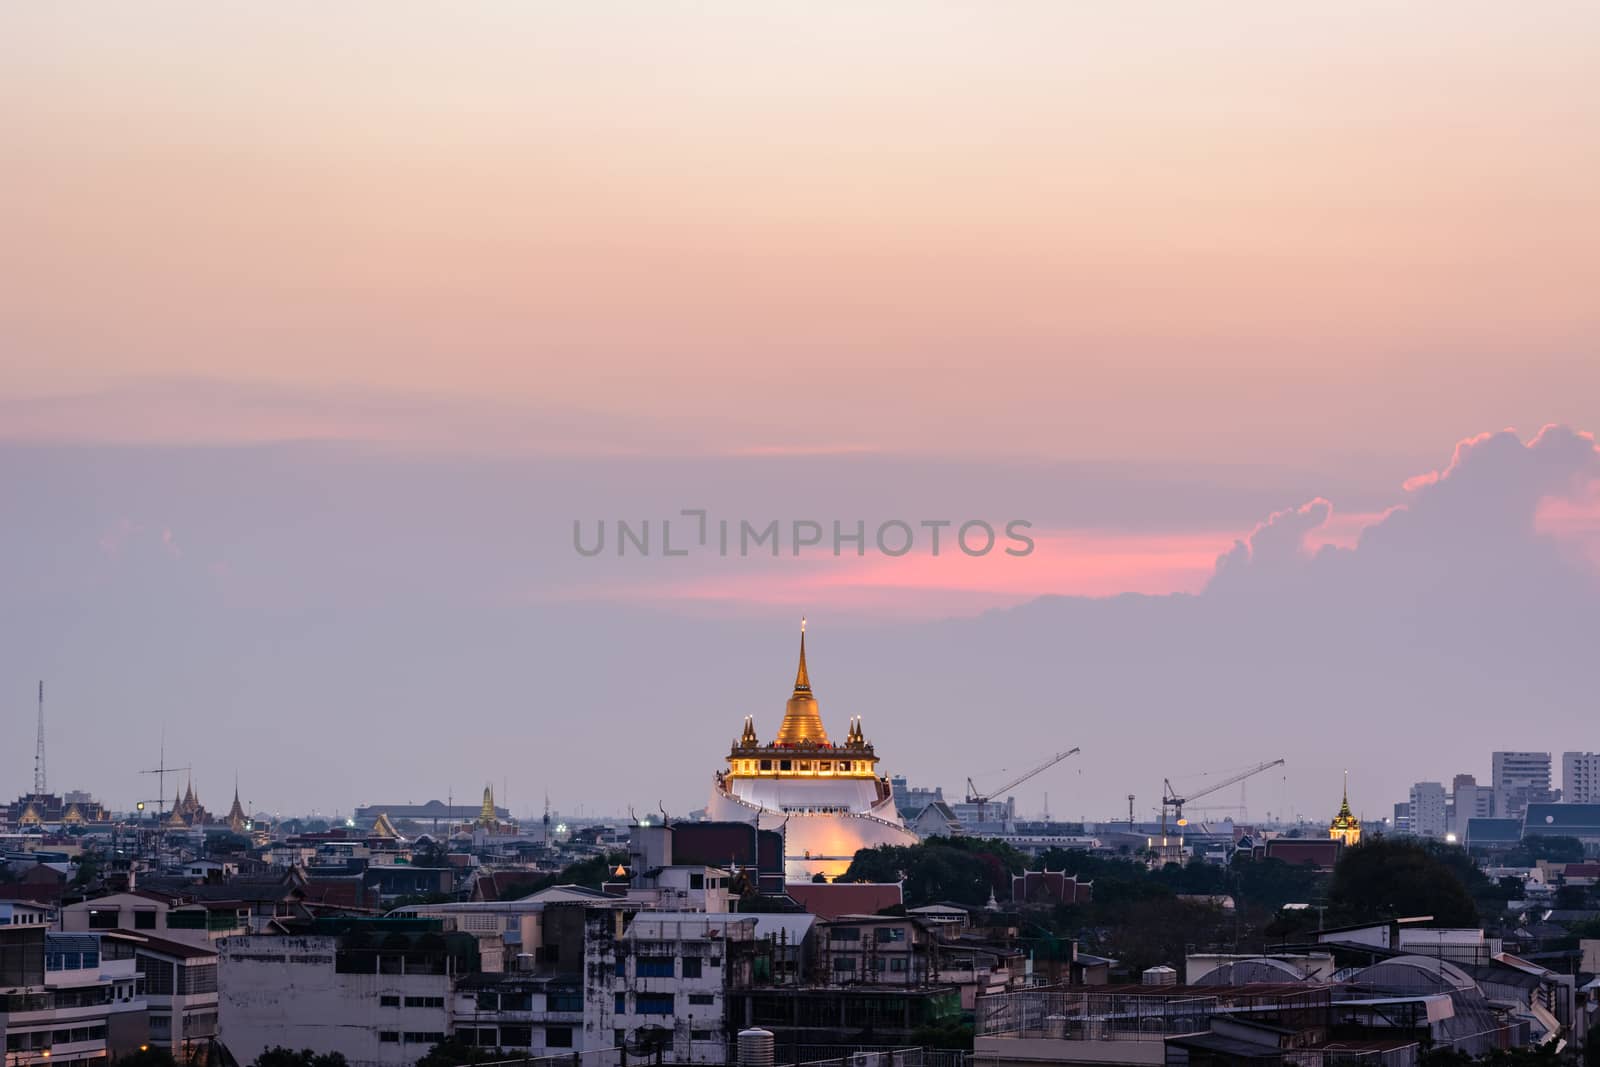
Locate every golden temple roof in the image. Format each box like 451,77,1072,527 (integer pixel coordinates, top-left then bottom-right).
1330,772,1359,828
775,618,830,746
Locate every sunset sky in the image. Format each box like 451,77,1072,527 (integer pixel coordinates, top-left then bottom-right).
3,3,1598,822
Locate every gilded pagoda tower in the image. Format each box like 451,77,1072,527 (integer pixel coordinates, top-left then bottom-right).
708,620,918,882
1329,771,1362,847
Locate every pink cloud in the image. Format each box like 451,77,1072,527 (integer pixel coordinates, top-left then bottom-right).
551,529,1237,617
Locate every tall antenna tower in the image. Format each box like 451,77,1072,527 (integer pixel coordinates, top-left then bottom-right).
33,681,46,796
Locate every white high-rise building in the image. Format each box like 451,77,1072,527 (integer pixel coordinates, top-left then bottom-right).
1492,751,1552,819
1563,752,1600,805
1409,781,1448,839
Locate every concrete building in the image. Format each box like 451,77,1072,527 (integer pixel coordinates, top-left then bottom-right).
216,920,481,1067
132,936,220,1062
0,902,53,928
1408,782,1448,839
1493,752,1553,820
1451,775,1494,837
0,927,148,1067
1563,752,1600,805
1522,803,1600,849
588,912,756,1064
449,973,584,1057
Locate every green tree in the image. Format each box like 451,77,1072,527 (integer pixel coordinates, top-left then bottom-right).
117,1047,179,1067
415,1039,507,1067
1555,884,1590,909
1330,839,1478,927
250,1047,350,1067
841,838,1027,907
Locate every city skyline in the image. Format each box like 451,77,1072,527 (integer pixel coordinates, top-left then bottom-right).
4,3,1599,819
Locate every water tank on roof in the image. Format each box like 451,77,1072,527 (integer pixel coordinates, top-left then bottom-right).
738,1028,775,1067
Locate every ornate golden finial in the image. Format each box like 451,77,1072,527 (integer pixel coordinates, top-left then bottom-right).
776,618,828,746
795,618,811,692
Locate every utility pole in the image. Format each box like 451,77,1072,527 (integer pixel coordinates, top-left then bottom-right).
34,680,46,796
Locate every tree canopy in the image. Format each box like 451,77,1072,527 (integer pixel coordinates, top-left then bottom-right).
250,1048,350,1067
1329,839,1479,927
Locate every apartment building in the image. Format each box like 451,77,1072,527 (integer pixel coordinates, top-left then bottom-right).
217,921,481,1067
1493,752,1553,820
0,927,148,1067
1409,782,1448,839
1563,752,1600,805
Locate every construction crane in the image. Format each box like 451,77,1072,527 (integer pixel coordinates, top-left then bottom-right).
1162,758,1285,832
966,747,1081,825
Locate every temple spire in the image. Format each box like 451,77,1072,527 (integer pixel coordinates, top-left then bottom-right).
794,617,811,692
775,616,828,746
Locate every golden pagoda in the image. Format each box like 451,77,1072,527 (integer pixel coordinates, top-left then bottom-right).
1329,771,1361,846
226,783,248,833
774,620,828,746
725,620,879,782
710,619,918,882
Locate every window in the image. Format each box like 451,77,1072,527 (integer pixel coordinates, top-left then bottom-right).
404,1033,446,1045
546,1027,574,1048
692,1030,715,1041
688,994,714,1005
759,760,772,771
615,993,626,1015
405,996,445,1008
779,760,792,772
548,991,581,1013
636,994,674,1015
874,958,887,972
890,958,907,973
689,873,704,890
501,992,532,1012
138,958,176,996
181,963,218,995
875,927,906,943
475,993,499,1011
614,958,626,977
134,911,158,930
840,761,852,771
500,1026,532,1047
637,956,674,977
379,1033,400,1044
831,927,860,941
88,910,118,930
682,957,702,978
833,956,857,973
613,1030,625,1048
819,761,832,772
380,995,400,1007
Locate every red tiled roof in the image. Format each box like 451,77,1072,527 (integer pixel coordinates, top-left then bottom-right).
300,879,377,909
125,934,221,960
786,882,902,920
0,883,64,905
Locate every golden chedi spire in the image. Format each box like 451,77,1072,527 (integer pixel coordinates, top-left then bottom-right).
775,618,830,746
480,783,497,827
1329,770,1361,846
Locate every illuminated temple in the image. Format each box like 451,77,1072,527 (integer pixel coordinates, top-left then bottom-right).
708,622,918,882
1329,771,1362,847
